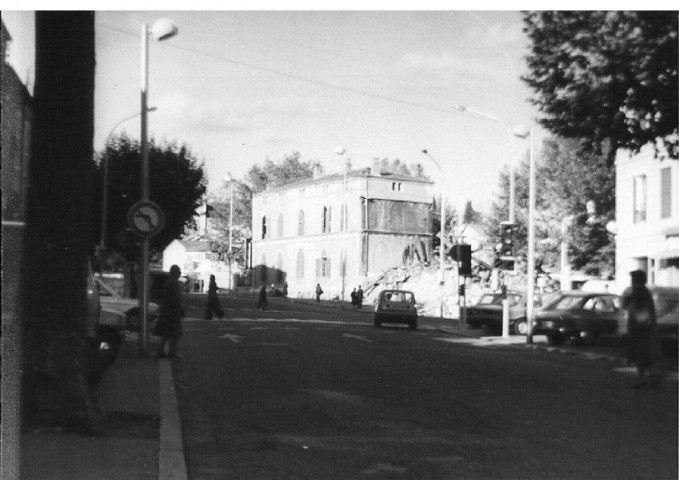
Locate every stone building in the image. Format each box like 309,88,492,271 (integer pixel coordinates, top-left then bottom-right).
251,165,434,300
615,143,679,287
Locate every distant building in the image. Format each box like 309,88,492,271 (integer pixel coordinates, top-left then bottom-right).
162,238,237,292
615,143,679,287
251,166,434,300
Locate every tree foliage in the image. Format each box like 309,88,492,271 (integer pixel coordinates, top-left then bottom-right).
206,152,320,264
482,136,616,276
522,11,678,163
371,157,430,179
97,133,206,262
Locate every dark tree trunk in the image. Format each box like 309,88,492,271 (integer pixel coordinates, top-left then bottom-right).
22,12,100,433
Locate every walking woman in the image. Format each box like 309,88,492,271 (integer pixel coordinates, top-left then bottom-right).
154,265,185,359
205,275,225,320
622,270,662,388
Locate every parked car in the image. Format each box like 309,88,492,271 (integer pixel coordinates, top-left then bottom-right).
465,291,539,335
374,289,418,330
95,278,159,331
532,291,622,346
86,263,124,386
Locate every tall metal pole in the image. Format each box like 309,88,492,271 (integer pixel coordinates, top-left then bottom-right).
421,150,445,320
525,128,536,344
342,161,348,305
139,22,150,356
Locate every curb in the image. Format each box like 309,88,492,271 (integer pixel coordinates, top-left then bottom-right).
158,360,188,480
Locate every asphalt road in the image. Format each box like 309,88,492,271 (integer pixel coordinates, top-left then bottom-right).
172,293,677,480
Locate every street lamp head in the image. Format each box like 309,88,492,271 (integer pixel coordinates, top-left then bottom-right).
223,172,233,183
454,105,466,112
147,106,158,113
334,146,346,156
421,149,428,154
151,19,178,41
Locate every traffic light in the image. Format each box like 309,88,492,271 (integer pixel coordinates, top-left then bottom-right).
498,222,515,271
449,243,472,276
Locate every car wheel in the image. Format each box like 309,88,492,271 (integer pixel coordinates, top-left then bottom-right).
513,319,528,336
547,333,566,346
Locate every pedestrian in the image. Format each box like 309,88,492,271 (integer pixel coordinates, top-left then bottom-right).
315,283,323,302
205,275,224,320
154,265,185,359
257,285,268,310
622,270,662,388
357,286,364,308
350,288,358,309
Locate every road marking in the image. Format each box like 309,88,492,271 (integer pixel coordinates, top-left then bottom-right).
219,333,243,343
361,463,407,475
343,334,372,343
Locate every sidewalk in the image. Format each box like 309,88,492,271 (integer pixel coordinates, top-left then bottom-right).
20,338,187,480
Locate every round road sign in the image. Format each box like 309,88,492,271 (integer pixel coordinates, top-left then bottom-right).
127,201,165,238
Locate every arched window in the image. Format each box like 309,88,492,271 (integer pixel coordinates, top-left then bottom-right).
260,254,267,282
276,252,284,282
322,206,332,233
296,250,305,279
261,216,267,239
316,249,331,277
297,210,305,236
277,213,284,238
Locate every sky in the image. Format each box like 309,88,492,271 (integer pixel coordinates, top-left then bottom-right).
2,3,669,213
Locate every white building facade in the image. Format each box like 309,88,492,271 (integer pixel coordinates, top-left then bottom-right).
251,167,434,300
615,144,679,287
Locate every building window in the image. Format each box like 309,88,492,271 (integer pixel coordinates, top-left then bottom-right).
299,188,305,197
391,182,402,191
322,206,332,233
633,175,647,223
298,210,305,236
277,213,284,238
296,250,305,279
661,167,672,219
261,215,268,239
260,254,267,282
276,252,284,283
316,250,331,277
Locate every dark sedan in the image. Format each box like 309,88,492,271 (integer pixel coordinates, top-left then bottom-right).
466,291,534,335
532,291,622,346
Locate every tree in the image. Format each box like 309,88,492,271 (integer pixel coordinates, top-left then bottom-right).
483,135,616,276
371,157,430,179
96,133,207,265
22,12,100,432
206,152,319,265
522,11,678,163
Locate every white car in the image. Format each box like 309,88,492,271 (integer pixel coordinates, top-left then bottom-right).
95,278,159,331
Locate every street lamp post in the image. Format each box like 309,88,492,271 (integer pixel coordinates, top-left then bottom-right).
138,19,178,356
454,104,525,338
100,107,157,251
512,125,535,344
421,150,446,320
335,147,349,306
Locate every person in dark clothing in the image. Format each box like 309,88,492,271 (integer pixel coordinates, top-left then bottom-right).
205,275,225,320
154,265,185,359
257,285,268,310
622,270,662,388
357,286,364,308
315,283,323,302
350,288,358,309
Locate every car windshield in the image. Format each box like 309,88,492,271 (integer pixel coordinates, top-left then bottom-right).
95,279,118,298
383,292,413,303
582,295,619,312
546,295,584,310
477,294,503,306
